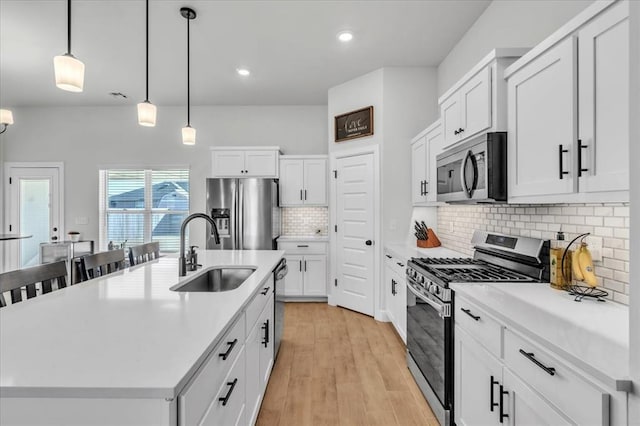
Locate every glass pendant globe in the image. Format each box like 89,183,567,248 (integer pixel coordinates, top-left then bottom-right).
137,101,157,127
53,53,85,92
182,126,196,145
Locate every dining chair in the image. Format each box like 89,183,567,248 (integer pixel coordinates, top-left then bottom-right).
128,242,160,266
0,260,68,308
80,249,126,281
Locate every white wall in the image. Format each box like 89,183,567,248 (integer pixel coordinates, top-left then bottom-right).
437,0,593,95
1,105,327,249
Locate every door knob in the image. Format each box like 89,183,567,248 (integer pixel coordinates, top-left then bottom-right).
365,240,373,246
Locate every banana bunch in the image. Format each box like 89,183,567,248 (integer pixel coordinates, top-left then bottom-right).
571,242,597,287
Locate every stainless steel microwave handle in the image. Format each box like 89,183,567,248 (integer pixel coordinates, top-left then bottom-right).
406,279,449,317
461,150,473,199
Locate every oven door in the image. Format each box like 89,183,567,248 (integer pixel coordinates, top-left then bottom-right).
406,277,452,425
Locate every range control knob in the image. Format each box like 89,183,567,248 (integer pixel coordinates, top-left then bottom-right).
419,276,425,284
429,284,437,294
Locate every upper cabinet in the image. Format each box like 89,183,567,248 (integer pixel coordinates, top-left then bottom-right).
411,120,443,205
505,0,629,203
279,156,328,206
439,48,529,149
211,147,280,178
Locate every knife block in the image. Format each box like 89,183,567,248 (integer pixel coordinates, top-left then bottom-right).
417,229,441,248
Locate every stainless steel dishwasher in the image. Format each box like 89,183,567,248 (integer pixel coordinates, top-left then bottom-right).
273,258,288,358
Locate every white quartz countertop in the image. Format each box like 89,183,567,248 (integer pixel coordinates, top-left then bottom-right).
277,235,329,242
384,242,467,260
0,250,284,399
451,282,630,390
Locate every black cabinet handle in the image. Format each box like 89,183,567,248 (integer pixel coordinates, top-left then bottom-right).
578,139,588,177
454,129,459,135
218,338,238,361
262,319,270,347
490,376,499,412
459,127,464,133
461,308,480,321
261,286,270,295
519,349,556,375
499,384,509,423
558,144,569,179
218,378,238,406
385,255,392,259
424,181,428,194
304,189,307,200
299,260,302,271
391,279,397,296
397,262,405,268
300,189,303,200
297,244,309,248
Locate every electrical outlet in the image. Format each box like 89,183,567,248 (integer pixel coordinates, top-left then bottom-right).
584,235,603,262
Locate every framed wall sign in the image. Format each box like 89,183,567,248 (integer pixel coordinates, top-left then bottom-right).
334,106,374,142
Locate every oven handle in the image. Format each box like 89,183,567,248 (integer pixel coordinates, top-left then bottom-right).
406,279,450,318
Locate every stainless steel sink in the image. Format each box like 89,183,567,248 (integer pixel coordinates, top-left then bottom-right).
171,267,256,292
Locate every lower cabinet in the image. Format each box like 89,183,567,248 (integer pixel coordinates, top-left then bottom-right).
454,295,615,426
278,241,328,298
179,277,275,426
384,252,407,343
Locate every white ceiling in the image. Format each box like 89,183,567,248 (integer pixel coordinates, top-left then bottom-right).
0,0,490,107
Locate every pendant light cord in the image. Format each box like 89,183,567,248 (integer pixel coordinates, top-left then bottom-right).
145,0,149,102
67,0,71,54
186,15,190,126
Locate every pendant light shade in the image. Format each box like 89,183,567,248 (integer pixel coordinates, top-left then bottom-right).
0,109,14,134
180,7,196,145
182,126,196,145
138,0,156,127
54,0,84,92
137,101,157,127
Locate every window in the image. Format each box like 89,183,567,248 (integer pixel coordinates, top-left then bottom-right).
99,168,189,253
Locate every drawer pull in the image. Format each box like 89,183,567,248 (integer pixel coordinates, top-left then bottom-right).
461,308,480,321
519,349,556,376
490,376,499,412
261,286,271,295
262,319,270,347
385,255,392,259
218,339,238,361
499,384,509,423
218,378,238,406
397,262,405,267
297,244,309,248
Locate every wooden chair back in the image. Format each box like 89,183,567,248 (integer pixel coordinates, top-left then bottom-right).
0,261,68,308
128,242,160,266
80,249,125,281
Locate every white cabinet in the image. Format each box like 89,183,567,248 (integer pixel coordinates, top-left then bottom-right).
246,292,274,425
383,251,407,343
411,120,443,205
279,156,328,206
278,241,328,298
211,147,280,178
505,1,629,203
439,49,527,148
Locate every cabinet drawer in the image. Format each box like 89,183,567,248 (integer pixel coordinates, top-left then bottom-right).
503,329,608,425
200,346,246,426
455,298,502,358
179,315,245,426
384,252,407,276
278,241,327,254
245,277,274,332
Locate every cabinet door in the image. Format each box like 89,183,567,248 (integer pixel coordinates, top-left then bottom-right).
425,123,443,203
508,37,577,198
441,94,462,148
502,368,572,426
454,326,503,426
460,66,492,139
279,159,304,206
578,2,629,194
302,255,327,296
212,151,246,177
245,150,278,177
303,159,328,205
283,255,304,296
411,137,428,205
384,263,396,325
245,321,262,426
259,295,275,387
391,270,406,344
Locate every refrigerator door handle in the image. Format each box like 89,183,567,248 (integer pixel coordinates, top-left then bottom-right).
238,181,244,250
231,180,238,250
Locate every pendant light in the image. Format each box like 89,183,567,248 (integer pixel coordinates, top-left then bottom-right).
137,0,156,126
0,109,14,134
53,0,85,92
181,7,196,145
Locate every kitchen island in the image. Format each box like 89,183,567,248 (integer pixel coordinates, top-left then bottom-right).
0,249,284,426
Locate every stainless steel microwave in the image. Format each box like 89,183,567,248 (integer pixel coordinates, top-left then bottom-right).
436,132,507,203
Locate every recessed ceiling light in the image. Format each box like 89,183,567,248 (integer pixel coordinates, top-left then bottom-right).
337,31,353,42
236,68,251,77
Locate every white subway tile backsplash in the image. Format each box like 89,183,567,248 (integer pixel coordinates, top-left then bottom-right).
281,207,329,236
437,202,630,305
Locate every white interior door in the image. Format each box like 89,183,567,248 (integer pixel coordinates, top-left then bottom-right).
4,164,63,271
335,153,375,316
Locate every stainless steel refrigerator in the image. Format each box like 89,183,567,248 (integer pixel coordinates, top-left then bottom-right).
205,178,280,250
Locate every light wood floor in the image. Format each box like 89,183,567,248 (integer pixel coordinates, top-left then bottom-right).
256,303,439,426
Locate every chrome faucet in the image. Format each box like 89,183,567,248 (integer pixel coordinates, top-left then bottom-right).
179,213,220,276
